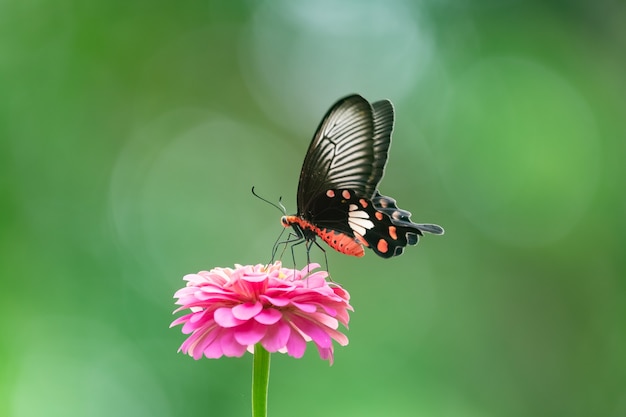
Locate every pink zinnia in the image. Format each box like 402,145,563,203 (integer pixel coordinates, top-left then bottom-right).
171,262,353,364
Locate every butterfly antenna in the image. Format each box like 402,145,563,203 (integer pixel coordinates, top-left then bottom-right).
277,196,287,215
251,186,287,215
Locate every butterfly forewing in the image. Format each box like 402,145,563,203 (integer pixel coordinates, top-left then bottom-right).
297,95,393,214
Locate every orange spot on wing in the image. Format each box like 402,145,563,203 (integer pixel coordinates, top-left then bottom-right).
359,198,368,208
388,226,398,240
342,190,351,199
375,211,384,221
326,190,335,198
377,239,388,254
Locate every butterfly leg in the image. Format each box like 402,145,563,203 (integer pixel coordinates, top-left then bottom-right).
272,225,309,263
270,227,289,262
288,237,307,276
307,238,332,281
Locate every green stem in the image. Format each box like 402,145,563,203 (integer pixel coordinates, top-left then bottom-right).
252,344,271,417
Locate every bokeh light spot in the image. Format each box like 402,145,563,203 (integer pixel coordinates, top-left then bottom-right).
109,109,287,279
240,0,434,131
436,57,601,246
11,317,170,417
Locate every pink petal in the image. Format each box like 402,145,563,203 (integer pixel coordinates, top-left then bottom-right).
291,301,317,313
220,332,248,357
214,307,245,328
189,310,208,325
314,303,338,317
181,312,211,334
241,272,269,283
303,272,328,287
285,327,307,358
315,345,334,365
194,290,237,302
260,321,291,352
290,315,332,349
185,326,221,359
308,311,339,329
326,328,349,346
181,318,201,334
260,294,290,307
203,338,225,358
232,301,263,320
234,320,267,345
299,263,321,276
254,308,282,325
170,313,192,328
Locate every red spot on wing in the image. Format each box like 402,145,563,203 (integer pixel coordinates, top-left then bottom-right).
377,239,389,254
342,190,351,199
359,198,368,208
388,226,398,240
375,211,384,221
326,190,335,198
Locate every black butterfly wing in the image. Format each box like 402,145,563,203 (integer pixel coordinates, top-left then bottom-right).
297,94,394,216
367,191,445,257
303,188,444,258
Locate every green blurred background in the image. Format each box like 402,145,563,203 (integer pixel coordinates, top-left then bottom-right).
1,1,625,416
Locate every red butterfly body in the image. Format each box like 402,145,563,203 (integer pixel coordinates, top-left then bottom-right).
281,95,443,258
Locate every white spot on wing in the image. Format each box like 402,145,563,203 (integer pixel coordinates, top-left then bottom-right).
351,217,374,229
349,222,367,237
348,210,369,219
348,211,374,236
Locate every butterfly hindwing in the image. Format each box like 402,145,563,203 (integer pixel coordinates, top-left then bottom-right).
304,188,443,258
372,191,445,238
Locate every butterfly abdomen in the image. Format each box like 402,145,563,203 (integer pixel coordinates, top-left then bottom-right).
281,215,365,257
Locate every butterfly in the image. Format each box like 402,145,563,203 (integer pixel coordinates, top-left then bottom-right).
278,94,444,259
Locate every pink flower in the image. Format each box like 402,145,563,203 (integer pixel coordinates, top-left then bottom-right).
171,262,353,364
